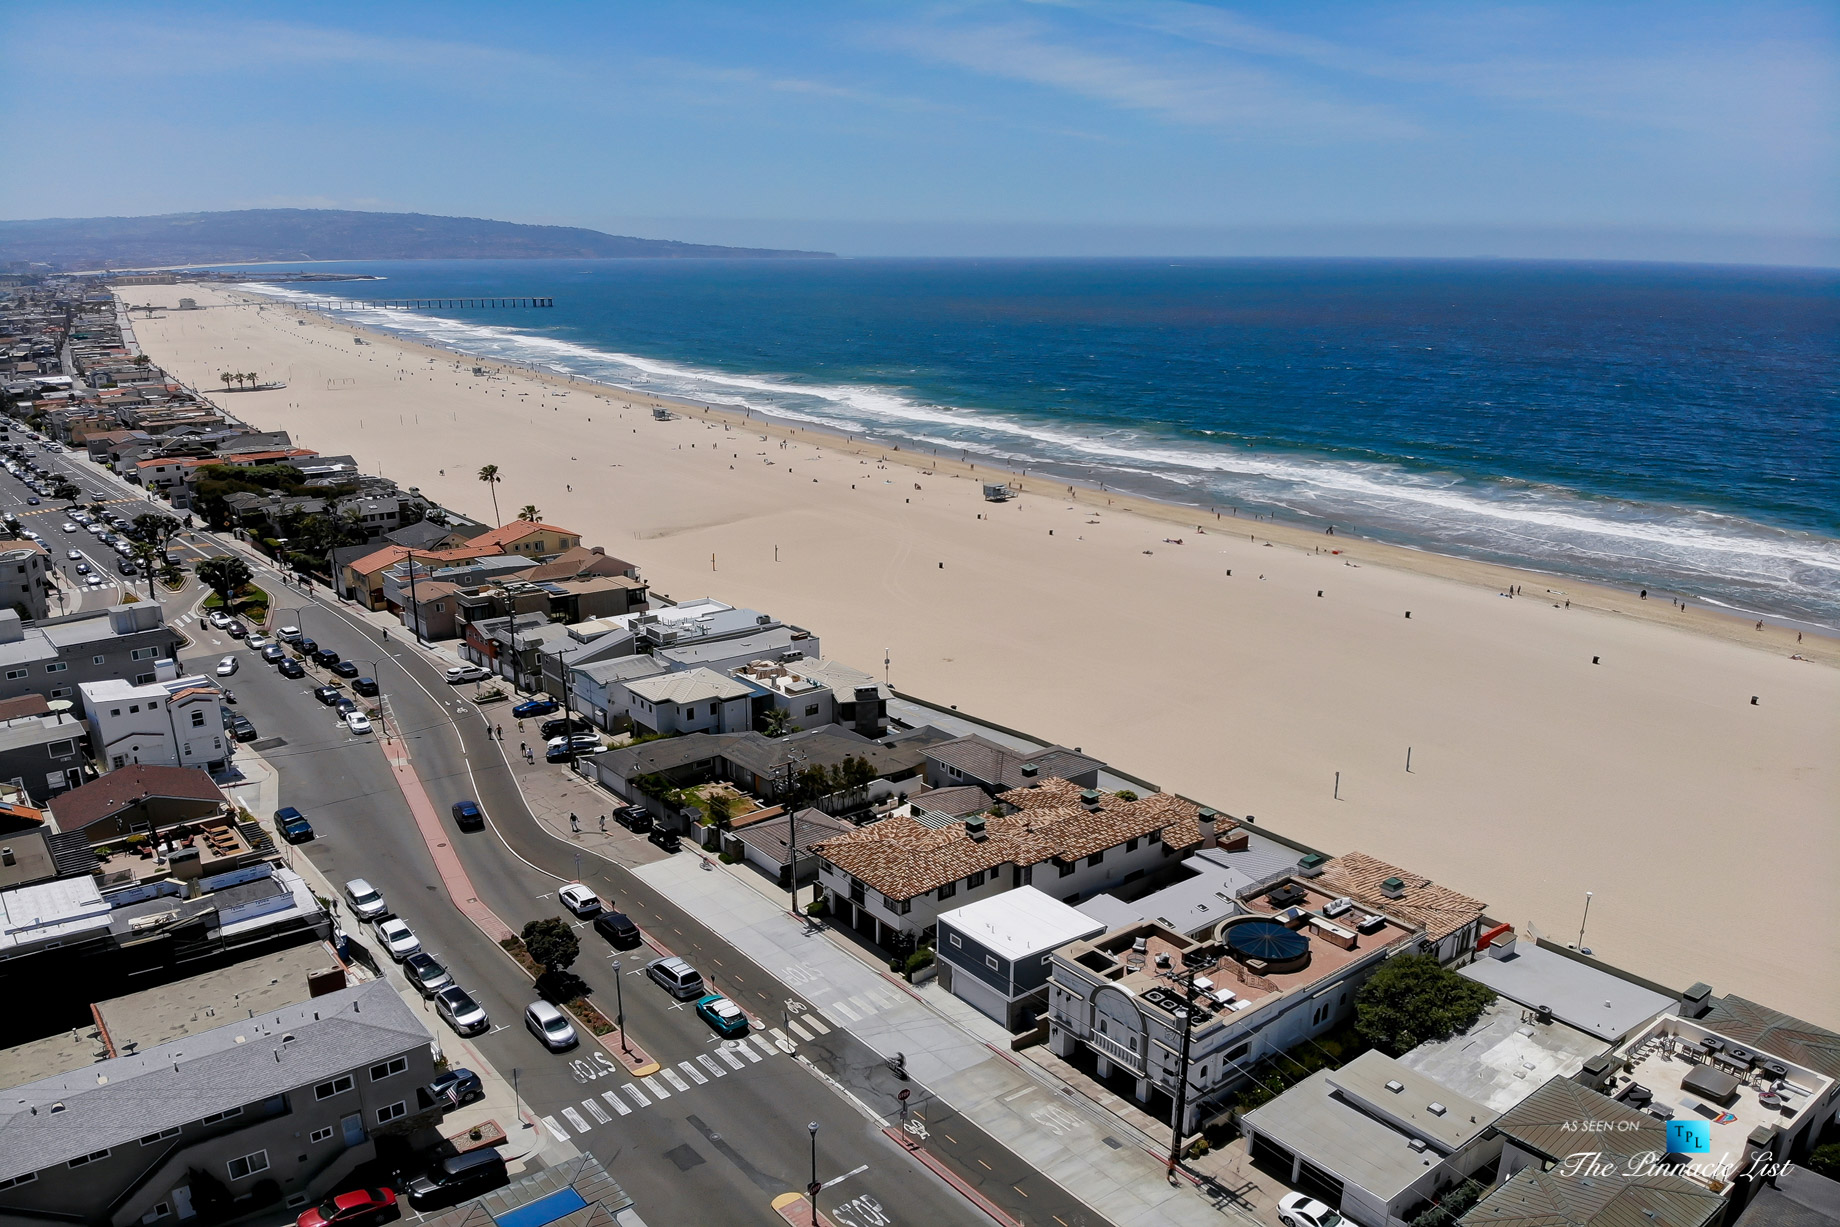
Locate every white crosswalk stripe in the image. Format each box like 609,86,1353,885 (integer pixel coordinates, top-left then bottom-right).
769,1027,793,1049
827,999,862,1023
801,1014,831,1034
867,986,904,1009
697,1053,727,1078
641,1075,671,1099
602,1090,631,1116
678,1060,708,1085
583,1097,611,1124
848,993,877,1016
623,1083,651,1107
561,1107,590,1132
788,1020,813,1042
751,1034,779,1059
661,1067,691,1092
542,1115,570,1141
734,1042,761,1064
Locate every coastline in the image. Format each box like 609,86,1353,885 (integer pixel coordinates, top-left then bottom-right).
121,281,1840,1025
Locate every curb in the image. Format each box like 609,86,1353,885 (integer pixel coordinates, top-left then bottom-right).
879,1129,1022,1227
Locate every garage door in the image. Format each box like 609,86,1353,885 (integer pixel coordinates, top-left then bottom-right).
1250,1133,1294,1173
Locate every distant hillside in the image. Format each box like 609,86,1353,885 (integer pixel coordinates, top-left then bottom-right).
0,208,832,269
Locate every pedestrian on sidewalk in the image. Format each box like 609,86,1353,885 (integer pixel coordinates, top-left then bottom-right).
569,813,579,833
598,814,607,833
519,741,527,757
495,724,503,741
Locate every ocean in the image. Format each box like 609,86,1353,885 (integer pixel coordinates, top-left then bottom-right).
227,258,1840,627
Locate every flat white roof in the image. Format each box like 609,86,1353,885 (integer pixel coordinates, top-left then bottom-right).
938,886,1105,960
0,876,110,950
1460,944,1673,1043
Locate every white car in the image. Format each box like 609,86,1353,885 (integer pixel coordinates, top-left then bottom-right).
20,531,38,541
373,917,421,961
557,883,601,917
60,522,76,533
344,878,388,921
215,655,238,676
208,612,232,629
445,665,490,684
66,549,82,561
343,710,373,735
277,624,301,641
1278,1194,1344,1227
524,1000,578,1050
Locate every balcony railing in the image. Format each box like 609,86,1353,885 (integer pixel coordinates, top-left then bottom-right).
1086,1029,1146,1075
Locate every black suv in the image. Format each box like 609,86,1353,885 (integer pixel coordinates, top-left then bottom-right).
614,805,653,834
277,658,305,679
648,826,680,853
312,686,343,706
352,676,379,696
312,646,340,667
593,910,642,948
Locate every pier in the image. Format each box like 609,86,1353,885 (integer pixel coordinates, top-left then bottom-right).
297,297,555,311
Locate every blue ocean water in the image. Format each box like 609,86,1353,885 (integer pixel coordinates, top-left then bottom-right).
231,258,1840,625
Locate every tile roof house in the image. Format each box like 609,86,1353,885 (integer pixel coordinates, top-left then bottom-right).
337,543,504,609
812,778,1213,946
464,520,581,560
1315,851,1488,964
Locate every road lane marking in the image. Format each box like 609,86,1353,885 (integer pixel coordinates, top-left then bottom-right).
823,1164,869,1190
726,1043,755,1066
601,1090,630,1116
640,1075,670,1099
867,986,903,1008
787,1020,813,1042
697,1054,726,1078
802,1014,830,1035
583,1097,611,1124
660,1067,691,1092
848,993,877,1016
769,1027,794,1051
622,1084,650,1107
542,1115,570,1141
750,1034,778,1059
561,1107,591,1132
678,1060,707,1085
827,999,862,1023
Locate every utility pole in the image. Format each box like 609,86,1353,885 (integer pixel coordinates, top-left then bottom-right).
1167,953,1207,1178
778,750,809,918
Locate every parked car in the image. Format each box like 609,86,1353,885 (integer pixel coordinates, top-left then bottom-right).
352,676,379,696
277,624,302,642
433,986,488,1037
614,805,653,834
405,1147,507,1209
229,715,258,741
225,621,247,639
426,1067,483,1108
262,643,286,663
648,826,681,853
207,611,232,629
334,696,359,716
592,910,642,948
344,710,373,735
445,664,490,684
278,658,305,679
215,655,238,676
544,733,601,762
646,956,705,999
695,993,749,1038
313,685,343,705
343,877,388,921
295,1187,397,1227
511,697,558,718
313,646,341,667
404,951,453,996
524,1000,578,1051
373,917,421,961
557,882,601,917
539,716,595,740
1278,1195,1344,1227
451,799,484,831
276,808,314,843
329,660,360,679
297,636,318,656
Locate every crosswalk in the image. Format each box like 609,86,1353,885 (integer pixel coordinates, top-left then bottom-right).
540,1032,781,1139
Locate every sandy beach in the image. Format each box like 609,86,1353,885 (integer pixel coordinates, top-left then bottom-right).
123,283,1839,1026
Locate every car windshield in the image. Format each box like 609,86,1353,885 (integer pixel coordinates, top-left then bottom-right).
545,1016,570,1032
443,989,475,1011
315,1200,345,1219
1320,1214,1343,1227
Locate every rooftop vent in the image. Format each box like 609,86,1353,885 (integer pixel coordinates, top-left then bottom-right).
1408,1138,1429,1153
1386,1080,1405,1093
1020,763,1038,778
1428,1102,1447,1116
965,815,988,842
1381,877,1407,899
1079,789,1102,808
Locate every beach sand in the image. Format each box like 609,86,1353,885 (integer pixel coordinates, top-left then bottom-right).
123,283,1839,1026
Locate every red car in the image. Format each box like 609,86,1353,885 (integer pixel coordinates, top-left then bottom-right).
296,1188,397,1227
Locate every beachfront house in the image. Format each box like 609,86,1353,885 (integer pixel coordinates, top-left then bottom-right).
619,668,756,737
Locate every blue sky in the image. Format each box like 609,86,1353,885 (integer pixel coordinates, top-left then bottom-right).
1,2,1834,261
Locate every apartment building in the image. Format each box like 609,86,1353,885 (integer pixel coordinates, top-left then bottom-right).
0,540,52,622
0,604,181,714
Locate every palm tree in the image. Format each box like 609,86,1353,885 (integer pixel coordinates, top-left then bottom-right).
477,464,502,527
221,371,234,391
244,372,258,390
516,505,541,523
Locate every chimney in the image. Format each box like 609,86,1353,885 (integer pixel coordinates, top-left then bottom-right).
0,847,11,867
1380,876,1407,900
1197,808,1219,849
1019,763,1038,778
965,815,988,841
1488,930,1517,959
1679,982,1714,1019
1079,789,1102,809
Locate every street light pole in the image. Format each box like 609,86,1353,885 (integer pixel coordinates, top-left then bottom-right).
1576,891,1594,954
808,1122,820,1223
612,959,627,1054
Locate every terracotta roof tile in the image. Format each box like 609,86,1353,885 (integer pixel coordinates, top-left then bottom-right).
1315,851,1486,942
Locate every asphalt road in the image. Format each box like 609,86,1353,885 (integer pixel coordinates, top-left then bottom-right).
0,437,146,613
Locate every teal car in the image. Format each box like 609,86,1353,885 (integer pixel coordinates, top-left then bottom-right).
694,993,748,1038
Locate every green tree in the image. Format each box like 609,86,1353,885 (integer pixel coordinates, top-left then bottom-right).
130,512,181,549
478,464,502,527
195,555,253,611
516,504,541,522
520,917,579,975
1808,1143,1840,1181
1354,954,1496,1055
1410,1179,1487,1227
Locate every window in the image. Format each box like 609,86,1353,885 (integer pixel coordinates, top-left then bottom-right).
313,1076,354,1100
308,1127,334,1144
110,708,122,717
1126,838,1139,853
1057,860,1075,878
948,933,962,948
93,655,105,665
48,686,69,700
377,1101,406,1124
0,1173,36,1191
198,1107,242,1125
1041,954,1053,966
68,1148,111,1168
129,704,140,714
1087,851,1104,867
434,602,446,612
369,1056,408,1081
140,1128,181,1146
985,955,1000,971
3,668,24,681
145,1203,172,1221
225,1151,268,1181
47,740,74,757
937,880,957,900
804,704,820,717
43,662,66,674
131,646,160,660
190,710,205,727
